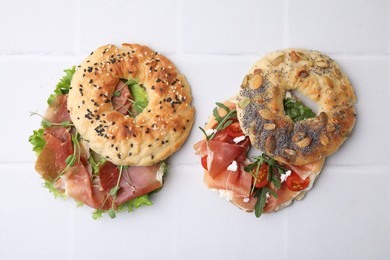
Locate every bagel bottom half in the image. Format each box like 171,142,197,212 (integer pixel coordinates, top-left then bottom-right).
194,98,325,217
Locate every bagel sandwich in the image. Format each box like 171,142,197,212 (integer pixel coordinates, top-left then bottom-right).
29,43,195,219
194,49,355,217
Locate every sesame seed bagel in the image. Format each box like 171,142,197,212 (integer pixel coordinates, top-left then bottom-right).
68,43,195,166
236,49,356,165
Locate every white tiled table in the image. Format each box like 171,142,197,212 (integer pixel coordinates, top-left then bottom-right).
0,0,389,259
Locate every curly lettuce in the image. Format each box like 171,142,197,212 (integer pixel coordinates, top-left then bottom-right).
28,128,46,156
47,66,76,105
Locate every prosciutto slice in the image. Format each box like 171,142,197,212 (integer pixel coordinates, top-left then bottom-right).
98,161,163,207
45,94,71,123
288,159,325,180
35,128,73,181
61,163,111,210
112,80,132,115
195,140,244,178
204,164,252,197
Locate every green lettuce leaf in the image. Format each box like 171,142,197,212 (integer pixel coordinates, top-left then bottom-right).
126,79,148,113
47,66,76,105
28,128,46,155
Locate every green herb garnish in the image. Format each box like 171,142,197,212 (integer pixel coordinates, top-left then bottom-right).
199,102,237,140
47,66,76,105
284,97,316,122
244,154,288,218
88,155,106,175
30,111,74,128
254,186,278,218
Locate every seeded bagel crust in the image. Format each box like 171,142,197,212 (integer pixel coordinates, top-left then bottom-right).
237,49,356,165
68,43,195,166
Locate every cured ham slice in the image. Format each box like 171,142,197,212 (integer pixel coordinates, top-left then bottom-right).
98,161,163,207
288,159,325,180
35,128,73,180
195,140,244,178
112,80,132,115
204,164,252,197
45,94,71,123
61,162,111,210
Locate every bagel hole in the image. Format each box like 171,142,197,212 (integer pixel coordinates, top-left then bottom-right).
112,79,148,117
284,90,318,122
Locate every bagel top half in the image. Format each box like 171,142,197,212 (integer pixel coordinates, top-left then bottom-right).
68,43,195,166
237,49,356,165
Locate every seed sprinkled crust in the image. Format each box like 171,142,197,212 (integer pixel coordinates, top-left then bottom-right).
236,48,356,165
68,43,195,166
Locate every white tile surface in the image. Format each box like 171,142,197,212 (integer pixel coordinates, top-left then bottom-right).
0,164,73,260
0,56,80,163
288,0,390,54
182,0,285,54
1,0,390,259
0,0,77,54
287,166,390,260
78,0,179,55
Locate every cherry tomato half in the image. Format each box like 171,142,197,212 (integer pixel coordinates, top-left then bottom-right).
254,163,269,188
286,172,310,191
226,122,243,138
201,156,208,170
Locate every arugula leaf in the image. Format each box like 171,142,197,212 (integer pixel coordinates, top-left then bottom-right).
29,128,46,155
254,188,267,218
200,102,238,140
245,154,290,218
47,66,76,105
283,97,316,122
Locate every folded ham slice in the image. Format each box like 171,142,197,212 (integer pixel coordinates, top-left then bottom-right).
98,161,163,207
35,128,73,181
